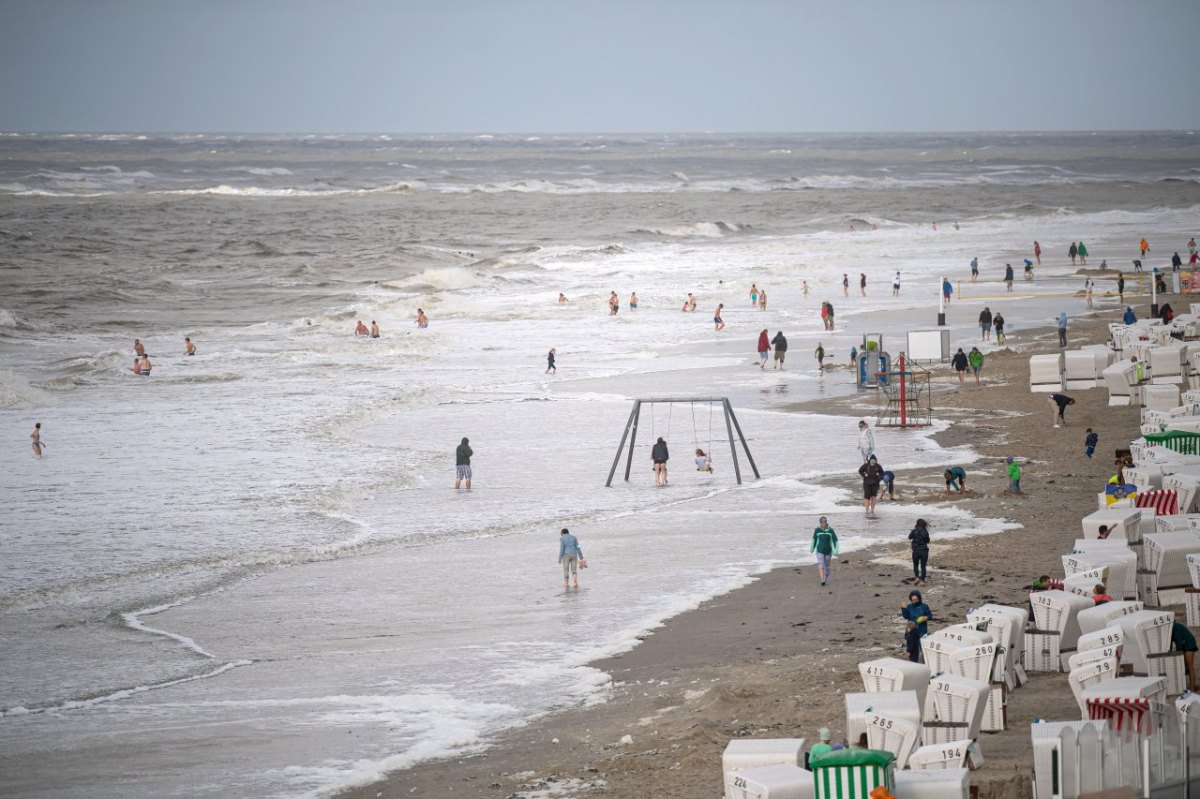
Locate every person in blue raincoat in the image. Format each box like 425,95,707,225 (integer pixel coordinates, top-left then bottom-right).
901,589,933,637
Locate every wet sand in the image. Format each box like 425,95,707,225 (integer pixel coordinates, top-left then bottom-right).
342,309,1146,799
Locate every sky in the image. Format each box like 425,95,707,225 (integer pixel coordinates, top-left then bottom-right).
1,0,1198,133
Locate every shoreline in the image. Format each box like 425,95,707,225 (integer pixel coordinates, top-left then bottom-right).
342,309,1146,799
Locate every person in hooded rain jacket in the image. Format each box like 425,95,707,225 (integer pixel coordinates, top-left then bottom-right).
908,519,931,585
810,516,839,587
455,437,473,491
901,590,933,637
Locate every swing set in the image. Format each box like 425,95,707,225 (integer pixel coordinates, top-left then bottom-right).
604,397,760,486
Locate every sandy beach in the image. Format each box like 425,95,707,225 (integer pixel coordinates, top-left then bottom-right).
340,306,1149,799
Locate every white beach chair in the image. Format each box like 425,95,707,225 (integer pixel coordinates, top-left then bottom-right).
927,674,989,739
893,768,969,799
859,658,930,711
844,690,922,747
1114,610,1174,673
724,763,814,799
1077,601,1144,636
1068,657,1118,714
1029,590,1092,650
1029,353,1064,393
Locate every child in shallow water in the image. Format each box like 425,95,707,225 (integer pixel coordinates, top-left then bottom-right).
694,448,713,473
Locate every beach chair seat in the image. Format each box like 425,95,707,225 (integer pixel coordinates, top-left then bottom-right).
725,763,814,799
858,658,930,711
1069,657,1119,714
893,768,969,799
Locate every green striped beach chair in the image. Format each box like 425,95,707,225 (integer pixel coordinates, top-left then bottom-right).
810,749,895,798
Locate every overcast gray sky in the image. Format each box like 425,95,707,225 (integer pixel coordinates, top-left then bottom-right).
1,0,1198,133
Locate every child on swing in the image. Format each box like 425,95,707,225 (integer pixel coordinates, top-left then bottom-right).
695,448,713,473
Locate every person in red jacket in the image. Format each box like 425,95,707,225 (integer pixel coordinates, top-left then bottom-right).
756,329,771,369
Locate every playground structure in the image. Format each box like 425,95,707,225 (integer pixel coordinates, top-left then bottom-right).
855,333,891,389
876,353,933,428
605,397,760,486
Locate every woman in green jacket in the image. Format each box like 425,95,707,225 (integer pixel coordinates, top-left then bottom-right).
810,516,840,586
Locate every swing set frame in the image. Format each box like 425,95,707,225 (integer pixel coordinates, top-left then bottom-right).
604,397,760,486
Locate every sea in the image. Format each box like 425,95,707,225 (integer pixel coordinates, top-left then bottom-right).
1,132,1197,797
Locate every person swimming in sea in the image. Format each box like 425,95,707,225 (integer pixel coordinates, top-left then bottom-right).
416,309,429,328
370,320,380,338
184,337,196,356
131,354,152,375
354,320,368,336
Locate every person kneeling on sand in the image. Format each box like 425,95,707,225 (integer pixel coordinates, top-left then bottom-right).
944,466,967,493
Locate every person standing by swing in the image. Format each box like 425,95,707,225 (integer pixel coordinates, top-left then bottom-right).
651,437,670,486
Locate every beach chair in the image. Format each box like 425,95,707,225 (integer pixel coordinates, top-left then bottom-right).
926,674,989,740
966,605,1027,688
1066,545,1139,598
1077,600,1144,636
724,763,814,799
809,749,895,799
1080,507,1142,541
892,768,969,799
1069,657,1119,714
1113,610,1173,673
1030,590,1092,650
1141,530,1200,606
906,740,979,771
722,738,806,775
1149,346,1186,385
844,691,922,749
1103,361,1142,406
858,658,930,711
1029,353,1064,393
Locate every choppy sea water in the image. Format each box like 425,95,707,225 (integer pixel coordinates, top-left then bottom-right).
0,132,1197,797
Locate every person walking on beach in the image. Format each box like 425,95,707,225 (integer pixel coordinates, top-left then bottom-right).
1007,456,1022,494
970,257,979,282
814,342,826,371
857,420,875,462
941,277,953,305
558,528,585,589
1057,312,1068,347
1069,242,1078,266
858,455,884,517
968,346,984,384
944,466,967,493
713,304,725,331
842,274,849,297
1141,237,1150,258
771,330,787,369
825,302,835,331
974,305,993,340
134,338,145,357
1077,241,1088,265
1189,238,1196,256
455,437,473,491
758,289,767,311
1173,252,1183,272
908,518,930,586
810,516,839,587
30,422,44,459
184,336,196,356
859,273,867,296
750,284,759,307
993,312,1006,345
1004,263,1014,291
354,320,369,336
1085,428,1099,459
892,271,901,296
901,590,933,637
1124,306,1137,326
849,346,858,369
802,280,810,298
756,329,770,369
546,348,556,374
1118,272,1126,302
651,437,670,486
951,347,968,386
1050,392,1075,427
1034,241,1041,265
1085,278,1095,308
